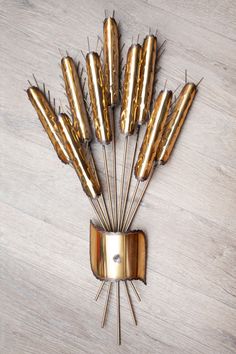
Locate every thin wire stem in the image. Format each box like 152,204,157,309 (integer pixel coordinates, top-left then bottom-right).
100,194,112,230
89,199,107,230
95,281,106,301
110,107,118,230
89,145,111,229
97,198,111,231
116,281,121,345
122,180,140,232
101,282,112,328
102,145,115,230
118,136,129,230
130,281,141,302
120,127,140,230
125,166,156,232
124,281,137,325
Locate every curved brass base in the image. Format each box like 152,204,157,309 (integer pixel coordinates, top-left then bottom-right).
90,222,147,283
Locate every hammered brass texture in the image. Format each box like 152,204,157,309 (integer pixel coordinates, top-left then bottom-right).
57,114,101,199
136,35,157,125
27,86,69,164
120,44,142,136
135,90,172,181
61,56,91,142
86,52,112,144
156,83,197,164
103,17,119,106
90,222,146,283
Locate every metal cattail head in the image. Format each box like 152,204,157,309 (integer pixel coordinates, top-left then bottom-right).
57,113,101,199
27,86,70,164
61,56,92,143
86,52,112,145
103,16,119,106
120,44,142,136
156,83,197,164
135,89,172,181
136,35,157,125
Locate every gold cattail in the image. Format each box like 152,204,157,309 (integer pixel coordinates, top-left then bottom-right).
61,56,92,142
136,35,157,125
27,86,69,164
156,83,197,164
86,52,112,145
57,113,101,199
120,44,142,136
135,90,172,181
103,17,119,106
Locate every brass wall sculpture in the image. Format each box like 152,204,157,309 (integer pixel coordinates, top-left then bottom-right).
26,11,202,345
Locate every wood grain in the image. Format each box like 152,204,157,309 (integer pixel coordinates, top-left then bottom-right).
0,0,236,353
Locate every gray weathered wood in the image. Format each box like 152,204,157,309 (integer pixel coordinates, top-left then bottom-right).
0,0,236,353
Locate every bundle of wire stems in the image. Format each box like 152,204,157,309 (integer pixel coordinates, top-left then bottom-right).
26,10,202,345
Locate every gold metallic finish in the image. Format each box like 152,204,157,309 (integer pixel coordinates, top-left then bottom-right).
135,90,172,181
120,44,142,135
90,222,146,283
136,35,157,125
61,56,92,142
86,52,112,144
103,17,119,106
27,86,69,164
57,114,101,199
156,83,197,164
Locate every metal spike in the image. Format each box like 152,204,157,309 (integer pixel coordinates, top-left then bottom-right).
185,69,188,83
124,281,137,325
196,77,204,87
32,74,39,88
101,282,112,327
81,50,86,61
87,37,90,52
95,281,106,301
116,281,121,345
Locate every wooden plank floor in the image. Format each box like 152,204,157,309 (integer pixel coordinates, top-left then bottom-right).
1,0,236,353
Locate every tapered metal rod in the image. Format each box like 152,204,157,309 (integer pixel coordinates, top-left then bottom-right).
125,166,155,232
118,136,129,230
110,107,118,230
124,281,137,325
100,194,112,230
89,145,112,230
122,180,140,232
89,199,107,230
120,128,140,229
95,281,106,301
96,198,111,231
116,281,121,345
130,281,141,302
101,282,113,328
102,145,115,230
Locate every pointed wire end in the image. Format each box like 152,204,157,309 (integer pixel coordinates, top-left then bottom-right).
196,76,204,87
164,79,167,90
112,9,115,18
173,83,181,95
27,79,33,87
58,48,64,57
32,73,39,88
185,69,188,83
81,50,86,61
158,47,166,60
